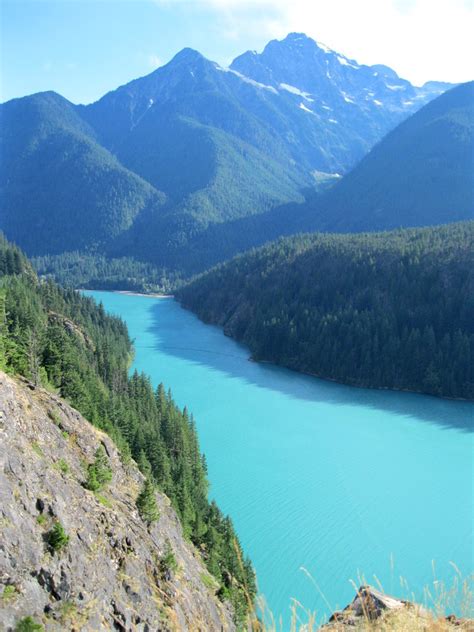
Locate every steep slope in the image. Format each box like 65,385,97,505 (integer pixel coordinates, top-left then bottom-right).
308,80,474,231
179,222,474,399
0,234,256,623
0,92,166,255
0,371,235,631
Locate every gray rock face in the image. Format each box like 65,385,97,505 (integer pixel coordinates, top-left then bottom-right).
0,371,235,631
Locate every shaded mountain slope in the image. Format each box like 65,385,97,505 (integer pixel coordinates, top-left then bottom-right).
0,92,166,255
308,80,474,231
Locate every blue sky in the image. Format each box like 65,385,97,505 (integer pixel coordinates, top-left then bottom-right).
1,0,473,104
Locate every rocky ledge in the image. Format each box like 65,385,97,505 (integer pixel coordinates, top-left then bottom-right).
0,371,235,631
321,586,473,631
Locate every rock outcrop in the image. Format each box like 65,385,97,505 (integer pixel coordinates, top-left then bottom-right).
0,371,235,631
321,585,473,631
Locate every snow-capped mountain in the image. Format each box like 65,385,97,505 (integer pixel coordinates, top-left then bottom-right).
0,33,455,272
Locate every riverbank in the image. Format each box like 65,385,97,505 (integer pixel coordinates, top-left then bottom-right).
116,290,174,299
247,355,473,403
78,288,174,299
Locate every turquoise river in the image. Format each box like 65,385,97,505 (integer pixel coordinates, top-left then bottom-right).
87,291,473,627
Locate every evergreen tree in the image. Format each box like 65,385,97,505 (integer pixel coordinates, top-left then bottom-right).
85,445,113,492
179,222,474,399
0,234,256,622
136,478,160,525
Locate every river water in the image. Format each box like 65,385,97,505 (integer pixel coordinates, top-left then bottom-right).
87,291,473,626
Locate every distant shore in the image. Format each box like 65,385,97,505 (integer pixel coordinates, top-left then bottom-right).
78,289,174,299
115,290,174,299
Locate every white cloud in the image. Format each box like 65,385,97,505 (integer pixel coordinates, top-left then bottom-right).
169,0,473,84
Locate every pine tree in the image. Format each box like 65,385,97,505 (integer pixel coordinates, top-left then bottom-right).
136,478,160,524
85,445,112,491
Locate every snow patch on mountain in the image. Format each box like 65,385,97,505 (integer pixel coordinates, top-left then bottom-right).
279,83,314,101
317,40,333,54
215,65,278,93
341,91,356,104
337,55,359,69
299,102,315,114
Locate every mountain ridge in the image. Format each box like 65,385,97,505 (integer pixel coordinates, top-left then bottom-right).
0,32,457,274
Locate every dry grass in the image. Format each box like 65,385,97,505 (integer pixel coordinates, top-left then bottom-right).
245,565,473,632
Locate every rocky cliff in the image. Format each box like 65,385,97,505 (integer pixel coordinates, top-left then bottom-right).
0,371,235,631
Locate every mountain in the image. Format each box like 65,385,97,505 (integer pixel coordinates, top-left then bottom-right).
0,92,166,256
306,80,474,231
174,81,473,272
0,233,256,624
0,34,451,273
231,32,451,167
178,222,474,400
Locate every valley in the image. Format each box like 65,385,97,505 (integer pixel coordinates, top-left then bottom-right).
1,17,472,630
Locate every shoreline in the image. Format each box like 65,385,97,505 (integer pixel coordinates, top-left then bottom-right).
181,307,473,404
115,290,174,299
249,357,473,403
78,288,174,299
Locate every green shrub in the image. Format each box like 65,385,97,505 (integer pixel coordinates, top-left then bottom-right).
160,540,178,578
31,442,44,457
46,521,69,552
47,409,62,426
14,617,44,632
2,584,18,601
55,459,69,474
94,492,112,508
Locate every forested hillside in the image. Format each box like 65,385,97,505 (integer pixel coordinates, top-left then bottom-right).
176,81,474,274
308,81,474,232
0,233,255,622
0,92,166,256
0,33,451,278
32,251,176,294
179,222,474,400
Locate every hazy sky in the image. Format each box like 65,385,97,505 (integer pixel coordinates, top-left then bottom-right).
1,0,473,104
